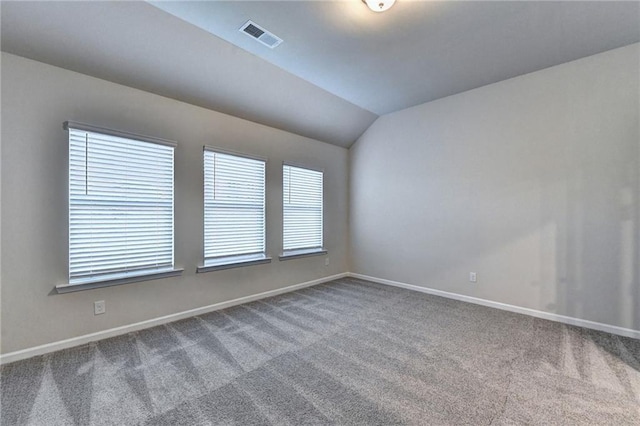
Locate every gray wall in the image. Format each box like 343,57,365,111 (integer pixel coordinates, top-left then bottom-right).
351,44,640,330
0,53,349,354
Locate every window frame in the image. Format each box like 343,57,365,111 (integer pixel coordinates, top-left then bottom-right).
197,146,271,273
57,121,182,293
280,162,326,260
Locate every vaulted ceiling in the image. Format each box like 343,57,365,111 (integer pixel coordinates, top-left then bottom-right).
2,1,638,147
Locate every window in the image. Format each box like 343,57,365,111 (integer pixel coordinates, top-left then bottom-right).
282,164,325,257
200,148,268,271
66,122,179,289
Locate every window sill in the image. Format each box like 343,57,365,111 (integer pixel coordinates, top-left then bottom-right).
279,248,327,261
197,254,272,273
55,268,184,294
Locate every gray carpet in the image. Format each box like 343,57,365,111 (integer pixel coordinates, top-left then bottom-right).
1,277,639,425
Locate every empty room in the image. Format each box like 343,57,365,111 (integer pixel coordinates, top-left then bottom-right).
1,1,639,424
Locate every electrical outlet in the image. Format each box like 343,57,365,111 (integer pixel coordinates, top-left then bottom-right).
94,300,106,315
469,272,477,283
325,257,330,266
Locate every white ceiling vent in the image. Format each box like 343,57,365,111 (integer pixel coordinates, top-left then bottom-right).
239,20,283,49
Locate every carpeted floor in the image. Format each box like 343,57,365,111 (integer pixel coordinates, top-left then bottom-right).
1,277,639,425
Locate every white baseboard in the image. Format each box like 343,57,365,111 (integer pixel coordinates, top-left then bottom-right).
0,272,348,365
349,273,640,340
3,271,637,364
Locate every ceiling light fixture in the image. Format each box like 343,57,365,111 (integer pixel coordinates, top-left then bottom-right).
362,0,396,13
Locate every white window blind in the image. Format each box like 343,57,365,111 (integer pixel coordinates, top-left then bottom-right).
283,165,323,251
204,149,266,263
68,124,175,285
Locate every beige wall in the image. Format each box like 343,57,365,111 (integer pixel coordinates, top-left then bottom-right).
351,44,640,330
2,42,638,354
0,53,349,354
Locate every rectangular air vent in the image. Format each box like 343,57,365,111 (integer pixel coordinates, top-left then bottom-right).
240,20,283,49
